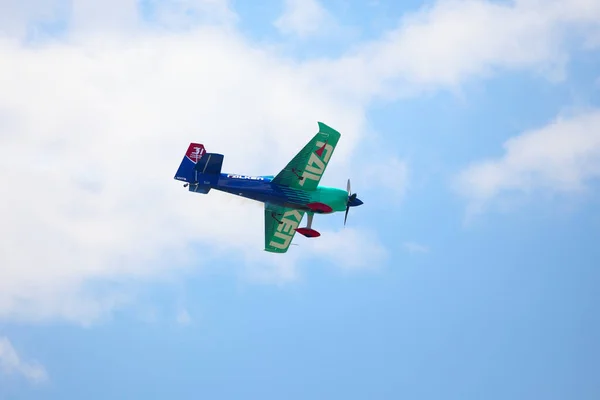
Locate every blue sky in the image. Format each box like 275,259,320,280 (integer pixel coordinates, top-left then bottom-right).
1,0,600,399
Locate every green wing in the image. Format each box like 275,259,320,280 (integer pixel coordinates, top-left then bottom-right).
271,122,341,191
264,202,305,253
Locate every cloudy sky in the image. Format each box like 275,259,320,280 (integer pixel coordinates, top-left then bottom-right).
1,0,599,398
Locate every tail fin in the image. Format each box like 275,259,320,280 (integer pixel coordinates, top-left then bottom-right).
174,143,206,183
174,143,224,194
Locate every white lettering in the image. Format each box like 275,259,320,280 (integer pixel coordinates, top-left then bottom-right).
304,153,325,175
299,170,320,185
270,231,293,250
227,174,264,180
190,147,204,162
298,139,333,186
269,210,302,249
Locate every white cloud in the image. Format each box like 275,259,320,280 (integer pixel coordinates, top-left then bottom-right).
274,0,330,38
0,0,599,324
456,109,600,211
69,0,141,33
0,337,48,384
142,0,238,29
402,241,429,254
0,0,65,37
0,20,369,324
305,0,600,100
0,0,237,36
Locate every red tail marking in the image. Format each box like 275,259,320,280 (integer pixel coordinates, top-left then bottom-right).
186,143,205,163
315,141,327,157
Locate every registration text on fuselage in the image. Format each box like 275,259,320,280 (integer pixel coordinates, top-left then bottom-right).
227,174,266,181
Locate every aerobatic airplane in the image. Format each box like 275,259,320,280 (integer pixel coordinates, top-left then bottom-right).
174,122,363,253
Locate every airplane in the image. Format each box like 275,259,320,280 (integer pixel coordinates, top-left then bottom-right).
173,122,364,253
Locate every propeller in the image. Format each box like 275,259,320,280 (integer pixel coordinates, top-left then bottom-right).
344,179,363,226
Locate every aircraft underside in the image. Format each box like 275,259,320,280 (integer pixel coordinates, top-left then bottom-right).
214,181,328,212
174,122,363,253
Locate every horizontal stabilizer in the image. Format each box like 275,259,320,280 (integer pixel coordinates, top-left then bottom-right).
174,145,224,195
188,183,211,194
194,153,224,175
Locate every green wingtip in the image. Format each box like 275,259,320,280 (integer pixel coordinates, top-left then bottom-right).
317,121,341,137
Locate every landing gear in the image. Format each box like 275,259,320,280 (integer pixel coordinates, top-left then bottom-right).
295,212,321,238
306,202,333,213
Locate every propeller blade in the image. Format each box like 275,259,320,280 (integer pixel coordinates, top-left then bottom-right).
345,179,362,226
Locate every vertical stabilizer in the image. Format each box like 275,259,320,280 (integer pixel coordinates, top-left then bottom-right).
174,143,206,183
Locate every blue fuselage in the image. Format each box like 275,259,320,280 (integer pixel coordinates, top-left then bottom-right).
193,173,348,213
